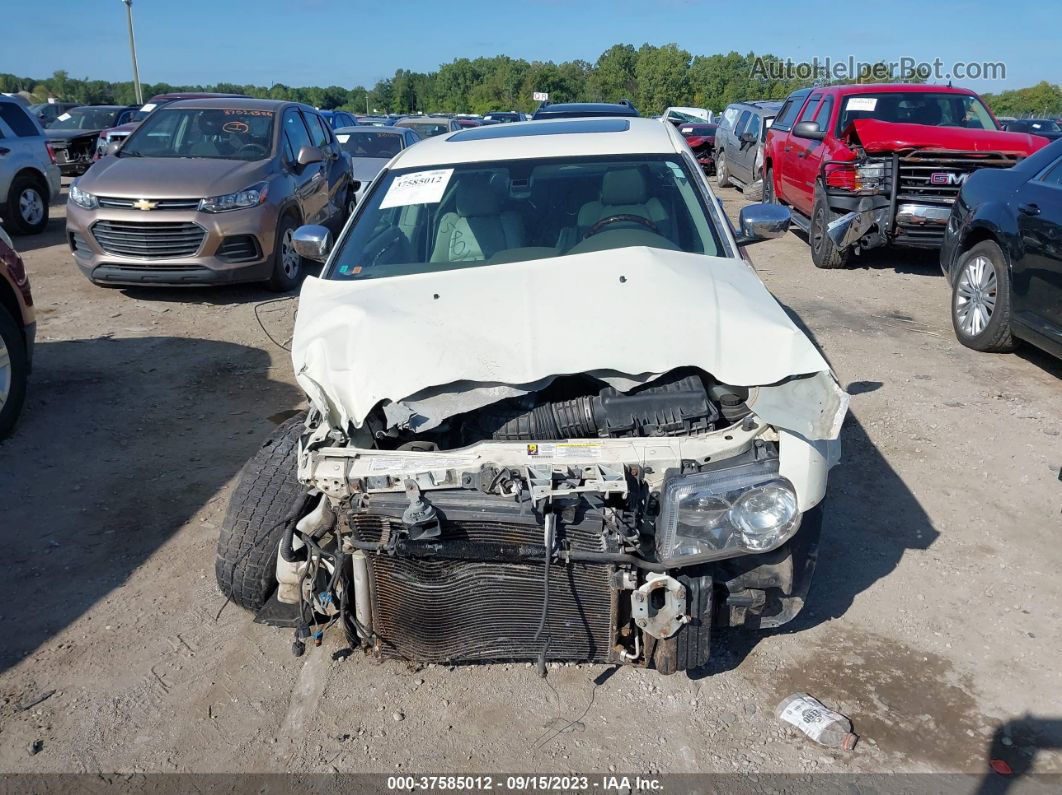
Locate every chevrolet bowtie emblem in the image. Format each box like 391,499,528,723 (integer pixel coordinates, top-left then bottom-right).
132,198,157,211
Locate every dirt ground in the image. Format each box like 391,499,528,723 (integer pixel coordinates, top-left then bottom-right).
0,184,1059,780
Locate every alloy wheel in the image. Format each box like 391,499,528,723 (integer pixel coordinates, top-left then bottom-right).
281,228,300,279
0,332,11,411
955,254,997,336
19,187,44,226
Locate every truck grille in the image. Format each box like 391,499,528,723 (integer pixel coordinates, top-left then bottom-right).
91,220,205,259
352,514,616,664
896,151,1022,207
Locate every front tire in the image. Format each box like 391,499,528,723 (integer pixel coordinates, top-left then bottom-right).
0,305,29,439
810,189,849,269
716,151,731,188
951,240,1016,353
5,174,48,235
215,412,309,611
265,214,304,293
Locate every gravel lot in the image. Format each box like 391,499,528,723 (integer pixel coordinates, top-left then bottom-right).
0,185,1059,779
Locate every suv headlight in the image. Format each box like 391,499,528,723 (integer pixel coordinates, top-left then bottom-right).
69,183,98,210
657,460,800,563
199,182,268,213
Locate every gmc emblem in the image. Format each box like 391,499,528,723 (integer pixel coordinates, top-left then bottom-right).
930,172,967,186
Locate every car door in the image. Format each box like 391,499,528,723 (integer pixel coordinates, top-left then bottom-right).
735,112,763,184
782,93,827,215
281,108,330,226
303,110,348,226
1013,155,1062,335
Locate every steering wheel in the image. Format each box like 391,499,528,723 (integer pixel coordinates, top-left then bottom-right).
237,143,268,159
584,213,660,239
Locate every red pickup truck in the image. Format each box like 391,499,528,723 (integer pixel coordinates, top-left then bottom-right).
762,84,1049,268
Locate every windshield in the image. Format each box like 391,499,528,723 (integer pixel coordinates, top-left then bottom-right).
668,110,707,123
337,131,404,159
327,154,722,282
399,121,450,138
120,108,275,160
1029,120,1061,133
837,92,999,132
48,107,123,130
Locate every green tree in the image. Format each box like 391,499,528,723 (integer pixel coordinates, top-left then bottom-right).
635,44,692,113
588,44,637,103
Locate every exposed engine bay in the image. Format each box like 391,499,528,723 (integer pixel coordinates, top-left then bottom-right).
281,366,830,673
272,250,846,673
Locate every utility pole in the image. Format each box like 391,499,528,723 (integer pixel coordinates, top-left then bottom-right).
122,0,143,104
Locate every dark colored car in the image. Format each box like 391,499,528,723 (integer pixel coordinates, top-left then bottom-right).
455,118,482,128
762,83,1049,269
531,101,639,120
0,222,35,438
940,137,1062,360
45,104,139,176
1004,119,1062,141
28,101,79,127
94,92,249,160
318,110,359,130
714,101,781,199
679,122,718,176
482,111,525,123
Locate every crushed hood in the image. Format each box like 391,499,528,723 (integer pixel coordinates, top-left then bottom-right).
844,119,1048,155
291,247,849,441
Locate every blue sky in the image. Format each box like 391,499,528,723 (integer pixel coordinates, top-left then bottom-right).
4,0,1056,94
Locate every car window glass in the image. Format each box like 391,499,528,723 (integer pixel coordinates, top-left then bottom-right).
283,109,314,158
1038,157,1062,186
798,95,822,123
304,112,332,148
773,94,806,131
0,103,39,137
733,110,752,137
327,154,722,281
746,114,762,139
338,132,403,159
120,108,273,160
813,97,834,129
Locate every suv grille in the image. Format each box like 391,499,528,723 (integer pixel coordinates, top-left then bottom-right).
896,151,1022,207
91,220,205,259
96,197,201,210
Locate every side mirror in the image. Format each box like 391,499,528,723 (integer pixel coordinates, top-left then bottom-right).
292,224,332,262
734,203,790,246
104,141,122,157
739,131,756,144
296,145,325,167
792,121,825,141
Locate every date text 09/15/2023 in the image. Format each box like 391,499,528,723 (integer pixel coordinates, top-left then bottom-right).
386,775,664,792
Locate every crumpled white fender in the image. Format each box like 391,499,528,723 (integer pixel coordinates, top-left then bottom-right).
291,246,849,440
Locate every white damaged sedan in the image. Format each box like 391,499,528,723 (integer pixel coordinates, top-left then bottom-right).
215,117,848,674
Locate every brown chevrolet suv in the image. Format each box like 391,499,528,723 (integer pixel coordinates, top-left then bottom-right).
67,98,350,291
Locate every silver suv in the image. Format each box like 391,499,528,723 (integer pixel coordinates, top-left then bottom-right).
0,97,62,235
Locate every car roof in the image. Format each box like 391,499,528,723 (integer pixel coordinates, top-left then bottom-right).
396,116,453,122
390,117,682,169
335,125,405,134
164,97,298,112
820,83,980,97
147,92,247,102
535,102,638,115
731,100,783,112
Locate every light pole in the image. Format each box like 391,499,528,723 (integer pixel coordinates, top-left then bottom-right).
122,0,143,105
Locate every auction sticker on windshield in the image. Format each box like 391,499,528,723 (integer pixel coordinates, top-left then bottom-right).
846,97,878,111
380,168,453,209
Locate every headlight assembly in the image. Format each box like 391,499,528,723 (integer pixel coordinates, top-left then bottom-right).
199,182,268,213
68,183,98,210
657,460,800,563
